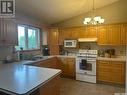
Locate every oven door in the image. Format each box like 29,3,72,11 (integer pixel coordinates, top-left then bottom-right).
76,58,96,75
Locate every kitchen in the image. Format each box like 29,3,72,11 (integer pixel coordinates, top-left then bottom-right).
0,0,127,95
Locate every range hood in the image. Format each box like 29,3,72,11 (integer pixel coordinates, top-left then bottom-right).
78,38,97,42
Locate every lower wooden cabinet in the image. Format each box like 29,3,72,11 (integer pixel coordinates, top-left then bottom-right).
57,57,76,78
39,75,61,95
33,57,58,69
97,60,125,85
32,57,76,78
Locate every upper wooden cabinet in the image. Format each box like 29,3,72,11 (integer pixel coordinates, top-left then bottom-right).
48,28,59,45
49,23,127,46
97,25,108,45
121,24,127,45
98,24,127,45
48,28,60,55
85,26,97,38
59,26,97,45
0,19,18,45
59,27,73,45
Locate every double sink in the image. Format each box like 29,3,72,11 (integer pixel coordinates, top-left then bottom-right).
0,55,51,65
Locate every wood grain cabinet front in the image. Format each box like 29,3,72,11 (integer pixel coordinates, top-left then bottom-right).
58,57,76,78
97,24,127,45
33,57,58,69
0,19,18,45
48,28,60,55
39,75,61,95
97,60,125,85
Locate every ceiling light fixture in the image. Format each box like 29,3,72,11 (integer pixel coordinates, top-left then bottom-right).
83,0,105,25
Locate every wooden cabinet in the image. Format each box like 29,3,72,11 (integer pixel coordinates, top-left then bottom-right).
39,75,61,95
0,19,18,45
48,28,59,45
98,24,127,45
97,60,125,85
48,28,59,55
59,28,73,45
107,24,121,45
121,24,127,45
58,26,97,45
97,25,108,45
85,26,97,38
58,57,76,78
34,57,58,69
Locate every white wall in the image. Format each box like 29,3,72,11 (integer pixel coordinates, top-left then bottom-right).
54,0,127,27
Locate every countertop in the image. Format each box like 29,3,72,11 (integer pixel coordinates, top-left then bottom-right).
0,60,61,95
56,55,126,62
56,55,76,58
97,56,126,62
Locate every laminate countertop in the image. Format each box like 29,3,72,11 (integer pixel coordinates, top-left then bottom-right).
0,61,61,95
97,56,126,62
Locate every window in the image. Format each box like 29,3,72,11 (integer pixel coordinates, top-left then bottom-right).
15,25,40,51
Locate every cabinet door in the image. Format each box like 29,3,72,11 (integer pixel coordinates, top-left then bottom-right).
39,75,61,95
70,27,85,39
60,57,68,76
67,58,75,78
0,19,5,44
109,61,125,84
6,19,18,45
97,60,125,85
97,61,111,82
33,57,57,69
58,29,65,45
107,24,121,45
0,19,18,45
48,28,59,45
121,24,127,45
58,28,73,45
97,25,108,45
98,24,124,45
85,26,97,38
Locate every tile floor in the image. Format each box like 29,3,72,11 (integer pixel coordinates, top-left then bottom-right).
60,78,125,95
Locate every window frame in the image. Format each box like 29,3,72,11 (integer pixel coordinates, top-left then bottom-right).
16,24,41,51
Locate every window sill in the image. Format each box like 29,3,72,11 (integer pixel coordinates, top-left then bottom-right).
16,49,41,52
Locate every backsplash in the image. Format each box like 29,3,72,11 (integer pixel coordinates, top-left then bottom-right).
0,43,126,60
79,43,126,56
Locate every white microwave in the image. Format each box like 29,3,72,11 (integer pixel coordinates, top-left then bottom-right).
64,40,77,48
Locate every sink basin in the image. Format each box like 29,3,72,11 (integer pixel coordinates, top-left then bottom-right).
31,57,44,61
25,56,49,61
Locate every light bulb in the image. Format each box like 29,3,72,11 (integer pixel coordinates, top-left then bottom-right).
99,18,105,24
83,21,88,25
94,16,101,22
84,18,91,23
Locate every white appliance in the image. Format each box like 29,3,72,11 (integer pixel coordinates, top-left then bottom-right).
64,40,77,48
76,50,98,83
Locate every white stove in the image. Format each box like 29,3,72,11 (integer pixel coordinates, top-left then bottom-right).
76,50,98,83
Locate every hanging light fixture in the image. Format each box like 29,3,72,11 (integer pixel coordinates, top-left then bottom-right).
83,0,105,25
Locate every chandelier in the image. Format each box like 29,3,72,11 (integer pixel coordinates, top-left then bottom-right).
83,0,105,25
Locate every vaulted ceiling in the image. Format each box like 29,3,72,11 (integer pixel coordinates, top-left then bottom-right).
16,0,119,24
